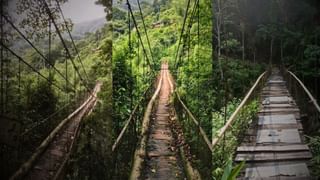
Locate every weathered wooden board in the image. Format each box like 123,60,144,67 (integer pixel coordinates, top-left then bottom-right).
258,114,297,125
235,151,312,162
256,129,301,143
245,163,310,178
265,96,293,103
268,80,285,84
259,108,300,114
262,104,294,108
237,144,309,152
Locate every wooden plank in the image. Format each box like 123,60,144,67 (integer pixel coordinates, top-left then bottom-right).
244,163,310,178
259,108,299,114
237,144,309,152
258,115,296,125
259,123,303,130
235,151,312,162
268,80,286,84
238,177,310,180
264,96,293,104
257,129,301,144
262,104,294,108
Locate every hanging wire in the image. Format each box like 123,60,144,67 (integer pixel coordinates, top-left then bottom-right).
0,42,66,92
127,3,133,110
126,0,155,75
41,0,92,94
0,1,3,115
55,0,90,84
137,0,155,69
173,0,191,70
1,15,76,92
197,0,200,119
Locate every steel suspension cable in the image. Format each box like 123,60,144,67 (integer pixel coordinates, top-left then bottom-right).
0,1,3,115
137,0,155,68
175,0,199,70
42,0,92,94
1,15,76,91
173,0,191,69
55,0,90,84
1,42,65,92
126,0,155,75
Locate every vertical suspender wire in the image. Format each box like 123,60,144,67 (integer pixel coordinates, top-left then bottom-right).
126,0,155,76
128,3,133,111
48,18,52,77
197,0,200,122
0,0,3,115
5,42,8,113
222,8,228,161
137,0,155,70
174,0,191,71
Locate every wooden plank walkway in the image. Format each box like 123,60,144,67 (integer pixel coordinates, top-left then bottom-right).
22,83,102,180
235,68,312,179
143,63,185,180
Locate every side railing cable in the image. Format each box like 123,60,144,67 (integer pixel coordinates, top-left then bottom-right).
10,84,99,180
110,83,155,180
211,70,270,172
282,68,320,134
173,91,213,178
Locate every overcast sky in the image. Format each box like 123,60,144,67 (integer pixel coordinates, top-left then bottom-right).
61,0,106,23
8,0,106,24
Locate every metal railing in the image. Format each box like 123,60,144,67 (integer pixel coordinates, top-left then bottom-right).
282,69,320,134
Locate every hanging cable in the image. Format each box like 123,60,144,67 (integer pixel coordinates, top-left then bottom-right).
197,0,200,119
128,4,133,110
175,0,199,71
0,1,3,115
173,0,191,69
126,0,155,75
55,0,90,84
1,42,65,92
41,0,92,94
1,15,76,91
137,0,155,68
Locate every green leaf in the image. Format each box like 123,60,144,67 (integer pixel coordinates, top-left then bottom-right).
228,161,245,180
221,159,232,180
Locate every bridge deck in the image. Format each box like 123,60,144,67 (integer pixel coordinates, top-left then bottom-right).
143,64,185,180
235,69,312,179
23,83,101,180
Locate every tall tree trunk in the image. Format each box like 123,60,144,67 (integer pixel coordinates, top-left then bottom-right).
280,38,283,65
241,24,245,61
253,49,256,64
270,36,274,65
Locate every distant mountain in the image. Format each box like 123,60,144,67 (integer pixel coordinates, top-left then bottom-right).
71,17,107,39
113,0,151,10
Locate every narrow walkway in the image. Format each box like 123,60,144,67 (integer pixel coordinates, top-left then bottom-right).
144,63,185,180
235,68,312,179
24,83,101,180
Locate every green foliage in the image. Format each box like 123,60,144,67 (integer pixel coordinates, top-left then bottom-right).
306,135,320,177
212,100,259,179
221,159,245,180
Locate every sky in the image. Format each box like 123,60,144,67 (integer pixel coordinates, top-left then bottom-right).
8,0,106,24
61,0,106,23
